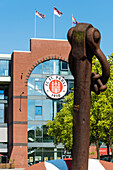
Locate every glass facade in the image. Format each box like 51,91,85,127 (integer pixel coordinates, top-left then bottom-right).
28,147,64,166
0,60,9,76
0,59,10,123
27,59,74,164
28,125,53,143
0,104,4,123
0,86,9,123
0,58,10,156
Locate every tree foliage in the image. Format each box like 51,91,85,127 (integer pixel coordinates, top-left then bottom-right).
47,54,113,158
90,54,113,158
47,92,73,150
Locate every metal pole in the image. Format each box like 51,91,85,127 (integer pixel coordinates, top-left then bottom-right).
53,9,55,39
72,14,73,27
34,11,36,38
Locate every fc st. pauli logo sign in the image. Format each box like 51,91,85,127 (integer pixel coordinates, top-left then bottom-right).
44,75,67,100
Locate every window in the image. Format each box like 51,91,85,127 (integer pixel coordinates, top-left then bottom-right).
35,81,42,91
57,101,63,113
28,125,35,142
42,61,50,70
0,60,9,76
0,90,4,99
35,125,43,137
0,104,4,123
0,86,8,100
68,81,74,93
61,61,68,71
27,125,53,143
42,61,50,74
35,106,42,115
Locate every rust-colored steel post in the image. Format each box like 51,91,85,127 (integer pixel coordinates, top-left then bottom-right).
67,23,110,170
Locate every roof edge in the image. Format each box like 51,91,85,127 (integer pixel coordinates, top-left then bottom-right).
30,38,68,42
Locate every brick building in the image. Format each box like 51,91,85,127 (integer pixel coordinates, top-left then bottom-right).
0,39,74,168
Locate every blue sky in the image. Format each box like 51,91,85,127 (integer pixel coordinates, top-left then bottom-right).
0,0,113,56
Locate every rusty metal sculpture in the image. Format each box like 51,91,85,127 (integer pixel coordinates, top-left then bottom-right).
67,23,110,170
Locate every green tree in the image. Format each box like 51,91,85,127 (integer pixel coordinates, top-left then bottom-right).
47,54,113,159
90,54,113,159
90,91,113,159
47,92,73,150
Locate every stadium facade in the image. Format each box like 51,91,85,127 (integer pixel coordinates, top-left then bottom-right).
0,39,74,168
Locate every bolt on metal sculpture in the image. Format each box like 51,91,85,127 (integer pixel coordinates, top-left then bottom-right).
67,23,110,170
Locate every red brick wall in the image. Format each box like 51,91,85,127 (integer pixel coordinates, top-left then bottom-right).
8,39,71,168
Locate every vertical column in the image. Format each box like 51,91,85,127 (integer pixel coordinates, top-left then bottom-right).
54,148,57,160
8,54,28,168
9,96,28,168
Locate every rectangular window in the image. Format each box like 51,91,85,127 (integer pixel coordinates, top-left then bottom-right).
0,60,9,76
35,81,42,91
61,61,68,71
0,90,4,99
0,104,4,123
35,106,42,115
57,101,63,113
28,125,35,142
42,61,50,74
35,125,43,137
42,61,50,70
68,81,74,93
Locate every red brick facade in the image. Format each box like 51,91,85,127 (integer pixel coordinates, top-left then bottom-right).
8,39,71,168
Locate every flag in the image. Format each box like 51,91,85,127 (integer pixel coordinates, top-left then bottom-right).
54,7,63,17
72,16,79,24
35,10,46,19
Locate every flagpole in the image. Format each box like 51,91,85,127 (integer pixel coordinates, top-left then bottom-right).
53,8,55,39
72,14,73,27
34,10,36,38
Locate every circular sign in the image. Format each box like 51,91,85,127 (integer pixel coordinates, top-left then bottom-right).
44,75,67,100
